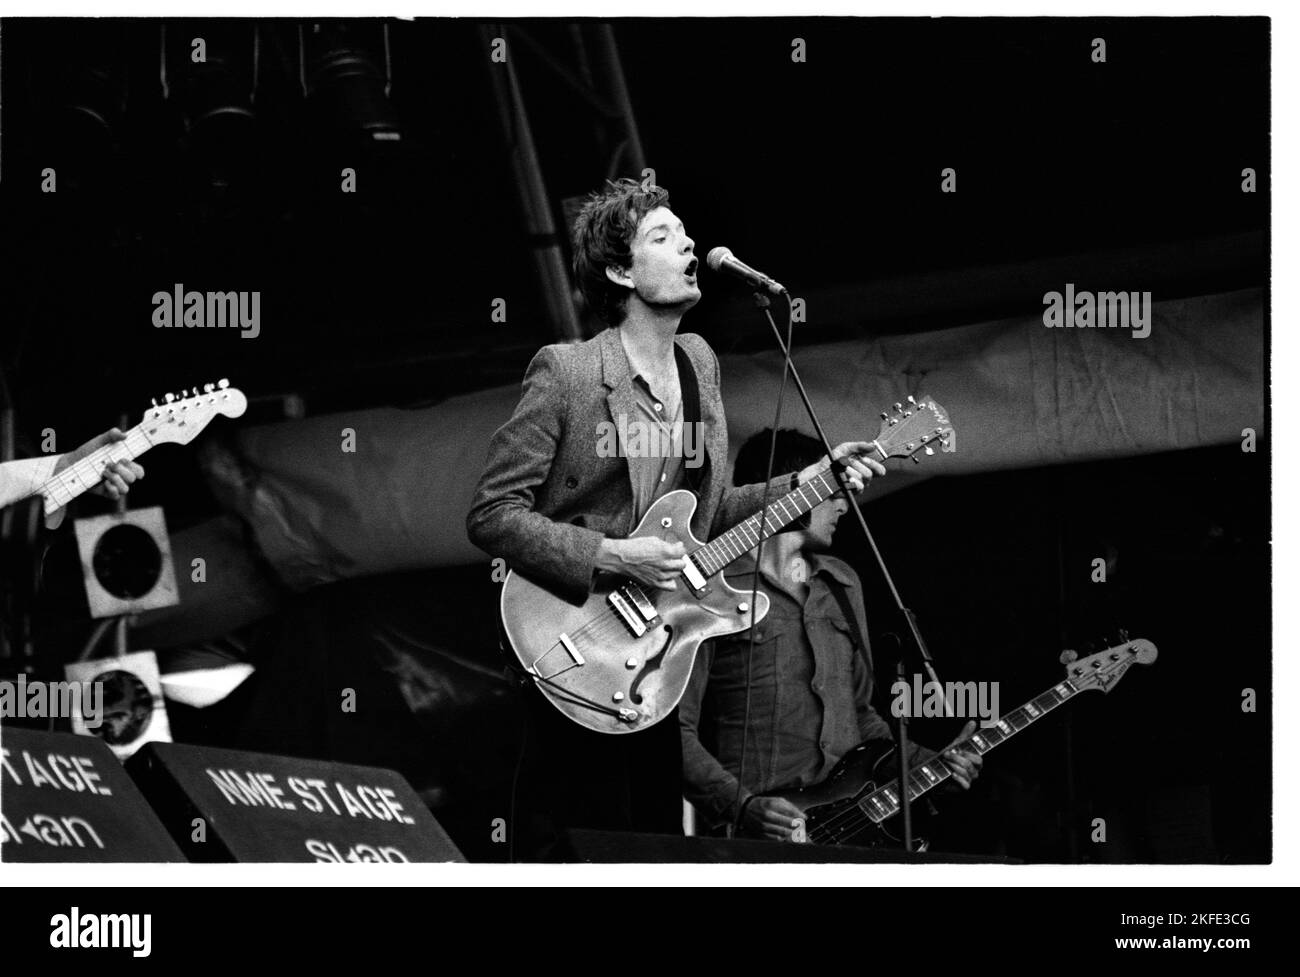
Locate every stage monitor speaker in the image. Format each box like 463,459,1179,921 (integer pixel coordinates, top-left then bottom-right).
1,727,186,861
74,507,179,618
127,742,465,862
65,650,172,759
557,829,1020,864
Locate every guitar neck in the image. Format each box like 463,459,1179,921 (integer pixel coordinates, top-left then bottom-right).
38,424,154,516
857,678,1083,825
690,469,843,579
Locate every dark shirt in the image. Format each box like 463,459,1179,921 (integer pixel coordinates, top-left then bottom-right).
678,551,897,828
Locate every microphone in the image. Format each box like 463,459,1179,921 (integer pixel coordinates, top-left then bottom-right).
706,246,787,295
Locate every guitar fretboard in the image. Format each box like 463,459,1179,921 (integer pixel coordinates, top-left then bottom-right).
856,680,1081,824
691,469,842,579
38,425,154,515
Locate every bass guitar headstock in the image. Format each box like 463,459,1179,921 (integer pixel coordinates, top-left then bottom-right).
1063,637,1158,694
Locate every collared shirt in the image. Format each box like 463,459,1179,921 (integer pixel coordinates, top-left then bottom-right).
678,550,897,827
625,371,687,522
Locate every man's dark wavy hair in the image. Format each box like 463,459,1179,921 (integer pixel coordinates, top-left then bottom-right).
734,428,826,530
572,178,671,326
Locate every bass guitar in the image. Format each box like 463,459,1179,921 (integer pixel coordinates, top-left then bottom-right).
753,637,1158,847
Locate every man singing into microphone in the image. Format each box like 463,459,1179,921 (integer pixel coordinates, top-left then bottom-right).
467,178,884,858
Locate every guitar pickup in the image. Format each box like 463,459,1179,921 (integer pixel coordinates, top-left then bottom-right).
607,590,647,637
621,582,659,624
682,556,708,592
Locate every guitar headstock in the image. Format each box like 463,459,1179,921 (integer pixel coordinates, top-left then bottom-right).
1064,637,1158,694
140,379,248,445
872,396,955,463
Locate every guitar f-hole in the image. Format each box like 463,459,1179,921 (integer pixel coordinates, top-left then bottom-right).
628,626,672,705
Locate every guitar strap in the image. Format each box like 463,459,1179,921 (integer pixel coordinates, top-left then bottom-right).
673,341,706,493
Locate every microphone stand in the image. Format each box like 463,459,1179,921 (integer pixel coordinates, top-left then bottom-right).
752,291,953,855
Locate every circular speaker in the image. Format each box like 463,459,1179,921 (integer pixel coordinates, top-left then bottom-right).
91,523,163,599
94,669,155,745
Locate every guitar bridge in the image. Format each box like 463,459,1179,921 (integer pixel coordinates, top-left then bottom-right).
531,632,585,680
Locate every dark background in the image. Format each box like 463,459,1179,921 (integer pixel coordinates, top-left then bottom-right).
0,17,1269,862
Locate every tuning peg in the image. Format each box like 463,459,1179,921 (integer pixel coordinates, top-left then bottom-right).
218,378,230,389
907,395,916,404
912,454,922,464
151,398,159,408
1059,649,1078,665
893,402,903,411
880,412,888,421
204,383,214,393
924,446,934,455
164,393,175,404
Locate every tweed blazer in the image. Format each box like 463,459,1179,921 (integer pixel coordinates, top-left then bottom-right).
466,326,795,598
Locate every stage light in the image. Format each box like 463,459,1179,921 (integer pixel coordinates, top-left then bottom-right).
300,22,401,144
28,23,127,196
161,21,259,195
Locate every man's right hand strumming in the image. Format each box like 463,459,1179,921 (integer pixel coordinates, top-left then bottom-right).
596,537,689,591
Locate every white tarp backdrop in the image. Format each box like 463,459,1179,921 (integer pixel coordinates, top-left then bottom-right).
198,286,1263,592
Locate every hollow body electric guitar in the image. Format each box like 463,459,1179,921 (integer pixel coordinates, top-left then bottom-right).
36,380,248,518
751,638,1158,847
500,396,954,733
